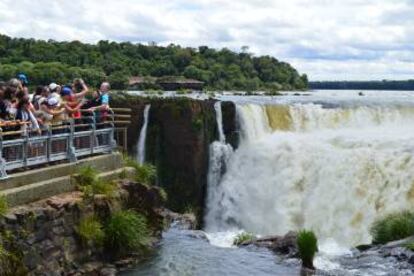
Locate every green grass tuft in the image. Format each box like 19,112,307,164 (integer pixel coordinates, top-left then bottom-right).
76,166,116,199
0,195,8,216
297,230,318,269
233,232,254,246
159,187,168,202
76,165,98,186
405,242,414,251
77,216,105,247
105,210,151,255
135,164,157,185
123,155,157,186
370,211,414,244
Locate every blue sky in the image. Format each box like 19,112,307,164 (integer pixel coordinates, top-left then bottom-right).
0,0,413,81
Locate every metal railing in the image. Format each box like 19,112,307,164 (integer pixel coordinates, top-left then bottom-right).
0,109,118,179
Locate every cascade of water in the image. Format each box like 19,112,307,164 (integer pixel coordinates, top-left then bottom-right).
214,101,226,143
205,102,233,229
137,104,151,165
205,103,414,247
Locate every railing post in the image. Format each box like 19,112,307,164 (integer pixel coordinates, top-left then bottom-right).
109,109,117,152
68,119,77,162
22,128,28,168
91,111,97,155
0,132,8,179
46,125,51,163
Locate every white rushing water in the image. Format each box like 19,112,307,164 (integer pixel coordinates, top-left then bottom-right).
205,96,414,249
137,104,151,164
205,102,234,238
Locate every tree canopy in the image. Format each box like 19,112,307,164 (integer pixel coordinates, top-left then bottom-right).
0,34,308,90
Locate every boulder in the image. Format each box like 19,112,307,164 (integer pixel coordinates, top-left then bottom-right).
240,231,298,257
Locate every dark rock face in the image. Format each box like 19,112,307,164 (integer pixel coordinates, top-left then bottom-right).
145,98,217,222
112,94,239,225
221,101,238,148
240,231,299,257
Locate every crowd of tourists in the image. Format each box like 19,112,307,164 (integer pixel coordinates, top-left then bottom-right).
0,74,111,136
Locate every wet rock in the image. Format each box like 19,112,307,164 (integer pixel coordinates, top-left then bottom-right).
356,244,374,251
382,236,414,249
161,209,197,230
385,247,414,261
184,230,209,241
241,231,298,257
100,266,117,276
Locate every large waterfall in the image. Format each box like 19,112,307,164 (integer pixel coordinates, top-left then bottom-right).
205,102,414,248
137,104,151,164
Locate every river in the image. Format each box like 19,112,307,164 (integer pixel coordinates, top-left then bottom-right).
125,90,414,275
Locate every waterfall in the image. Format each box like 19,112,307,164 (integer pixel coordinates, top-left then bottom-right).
205,102,414,247
137,104,151,165
214,101,226,143
205,102,233,229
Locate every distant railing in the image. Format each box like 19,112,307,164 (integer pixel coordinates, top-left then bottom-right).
111,107,132,152
0,109,123,179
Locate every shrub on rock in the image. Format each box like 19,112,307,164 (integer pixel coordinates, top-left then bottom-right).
370,211,414,244
233,232,254,246
105,210,150,256
297,230,318,270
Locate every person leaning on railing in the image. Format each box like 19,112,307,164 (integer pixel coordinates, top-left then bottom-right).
15,97,41,135
83,82,111,124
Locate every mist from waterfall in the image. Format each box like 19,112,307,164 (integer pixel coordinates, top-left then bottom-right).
205,101,414,247
137,104,151,165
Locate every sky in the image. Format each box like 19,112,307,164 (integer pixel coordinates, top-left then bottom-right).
0,0,413,81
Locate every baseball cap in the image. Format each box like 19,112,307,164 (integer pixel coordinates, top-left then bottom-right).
61,86,72,96
47,97,59,107
49,83,58,91
17,73,29,85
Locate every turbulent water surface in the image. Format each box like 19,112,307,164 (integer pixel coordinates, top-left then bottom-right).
127,90,414,275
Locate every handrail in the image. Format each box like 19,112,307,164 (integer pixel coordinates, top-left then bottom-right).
0,109,119,179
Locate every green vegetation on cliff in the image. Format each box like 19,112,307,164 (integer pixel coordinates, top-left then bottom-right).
105,210,150,255
75,165,116,199
0,34,307,90
370,211,414,244
77,216,105,248
0,195,8,216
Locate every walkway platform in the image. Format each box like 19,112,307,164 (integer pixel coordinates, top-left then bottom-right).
0,153,130,207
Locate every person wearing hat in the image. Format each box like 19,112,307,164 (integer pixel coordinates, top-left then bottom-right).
61,86,84,119
49,83,62,103
37,96,65,126
17,73,29,94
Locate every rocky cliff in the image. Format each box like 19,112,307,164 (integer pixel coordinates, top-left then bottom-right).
0,181,166,275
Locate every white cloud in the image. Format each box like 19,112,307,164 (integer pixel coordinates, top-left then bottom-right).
0,0,413,80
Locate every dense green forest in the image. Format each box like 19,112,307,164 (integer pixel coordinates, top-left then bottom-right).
0,34,308,90
310,80,414,90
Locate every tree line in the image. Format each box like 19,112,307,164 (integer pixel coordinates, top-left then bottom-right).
0,34,308,90
309,80,414,91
